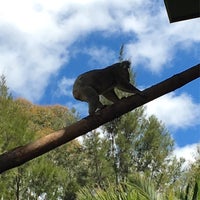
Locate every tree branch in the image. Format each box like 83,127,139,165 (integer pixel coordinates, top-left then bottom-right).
0,64,199,173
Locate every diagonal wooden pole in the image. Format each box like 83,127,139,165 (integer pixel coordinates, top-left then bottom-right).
0,63,199,173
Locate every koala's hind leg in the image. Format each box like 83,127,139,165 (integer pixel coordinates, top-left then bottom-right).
102,89,120,103
82,87,104,115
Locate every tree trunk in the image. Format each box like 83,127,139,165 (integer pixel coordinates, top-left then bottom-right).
0,63,199,173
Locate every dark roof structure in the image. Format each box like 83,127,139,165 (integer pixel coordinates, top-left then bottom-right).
164,0,200,23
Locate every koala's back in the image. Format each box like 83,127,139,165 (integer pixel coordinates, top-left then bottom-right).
74,67,117,94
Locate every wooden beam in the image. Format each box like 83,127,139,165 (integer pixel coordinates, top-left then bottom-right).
0,63,199,173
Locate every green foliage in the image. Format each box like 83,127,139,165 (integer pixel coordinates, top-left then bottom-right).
177,181,199,200
0,74,199,200
0,74,12,100
77,174,162,200
0,74,79,199
0,76,32,152
119,44,125,62
102,107,178,190
16,98,77,136
77,175,199,200
82,130,114,186
25,156,68,199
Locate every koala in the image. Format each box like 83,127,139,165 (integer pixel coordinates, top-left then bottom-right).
73,61,143,115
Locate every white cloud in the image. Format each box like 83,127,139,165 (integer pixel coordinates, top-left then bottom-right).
56,77,75,97
83,46,116,68
0,0,70,100
0,0,199,101
173,143,199,167
125,10,200,72
145,92,200,129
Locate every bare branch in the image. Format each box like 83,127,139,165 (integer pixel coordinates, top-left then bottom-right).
0,63,199,173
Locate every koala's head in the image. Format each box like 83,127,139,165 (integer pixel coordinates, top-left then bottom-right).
116,60,131,80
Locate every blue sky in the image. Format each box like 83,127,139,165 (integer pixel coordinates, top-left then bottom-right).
0,0,199,163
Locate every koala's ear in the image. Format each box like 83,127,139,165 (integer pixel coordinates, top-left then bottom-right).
122,60,131,69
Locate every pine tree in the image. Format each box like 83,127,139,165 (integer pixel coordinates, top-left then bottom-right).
82,130,114,187
0,75,33,199
101,45,182,189
0,74,12,100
